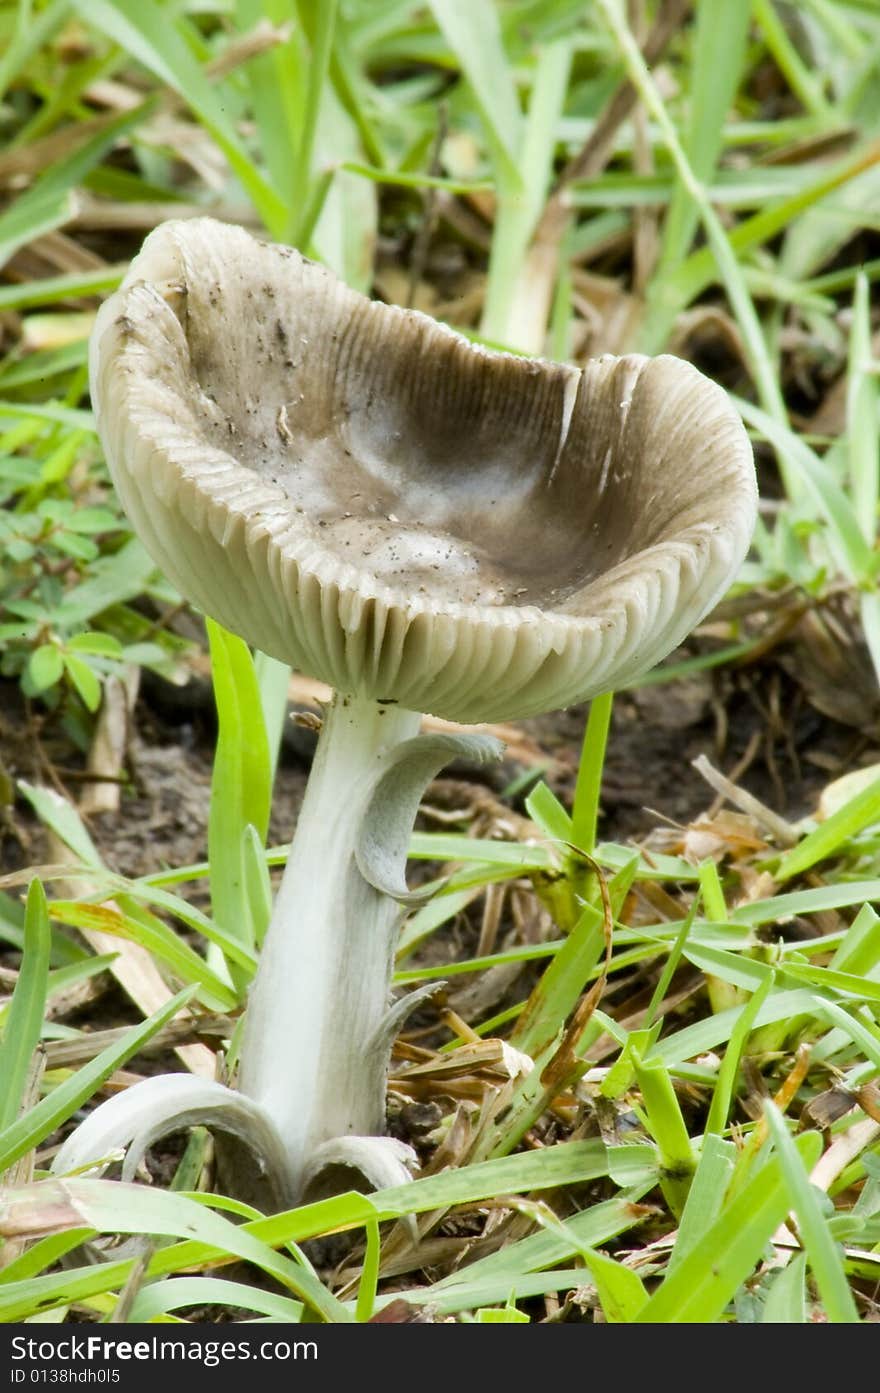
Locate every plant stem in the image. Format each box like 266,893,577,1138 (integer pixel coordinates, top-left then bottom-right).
237,691,420,1198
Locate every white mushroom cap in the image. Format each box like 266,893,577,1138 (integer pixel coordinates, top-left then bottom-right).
90,218,757,723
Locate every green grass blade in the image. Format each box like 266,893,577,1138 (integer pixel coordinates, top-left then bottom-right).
0,881,51,1133
0,0,72,106
0,102,154,271
0,986,197,1175
763,1103,860,1323
598,0,786,425
646,0,751,343
630,1052,694,1217
355,1217,381,1322
0,1178,348,1323
736,397,873,569
668,1133,737,1274
0,1148,653,1321
74,0,286,235
429,1192,652,1297
234,0,307,241
16,782,103,871
292,0,339,241
101,878,257,974
0,188,76,274
0,953,117,1033
705,970,776,1137
482,36,572,347
241,825,273,950
636,1132,822,1322
733,880,880,927
510,902,605,1057
654,989,819,1068
428,0,522,182
371,1139,658,1217
408,832,554,869
762,1251,807,1323
127,1275,303,1323
859,591,880,694
830,903,880,974
310,81,376,290
848,271,879,542
524,780,573,843
644,898,699,1028
664,143,880,315
572,690,613,856
206,620,271,968
0,1228,93,1284
48,898,238,1012
774,771,880,882
580,1246,649,1322
254,649,291,789
753,0,834,119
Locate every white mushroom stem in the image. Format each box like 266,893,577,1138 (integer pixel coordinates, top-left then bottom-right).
50,691,499,1212
237,692,421,1197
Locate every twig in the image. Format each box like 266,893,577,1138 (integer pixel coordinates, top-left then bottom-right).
692,752,800,847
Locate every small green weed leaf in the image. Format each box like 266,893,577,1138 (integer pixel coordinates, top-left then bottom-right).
63,509,120,536
65,632,123,658
26,645,64,694
63,654,101,712
51,539,156,630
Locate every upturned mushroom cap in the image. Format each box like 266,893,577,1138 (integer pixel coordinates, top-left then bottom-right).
90,218,757,723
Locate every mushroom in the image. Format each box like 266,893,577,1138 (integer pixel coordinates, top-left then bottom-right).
53,218,757,1208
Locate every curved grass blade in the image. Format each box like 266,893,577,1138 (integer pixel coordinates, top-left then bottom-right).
0,1178,348,1323
128,1275,304,1323
0,986,197,1175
